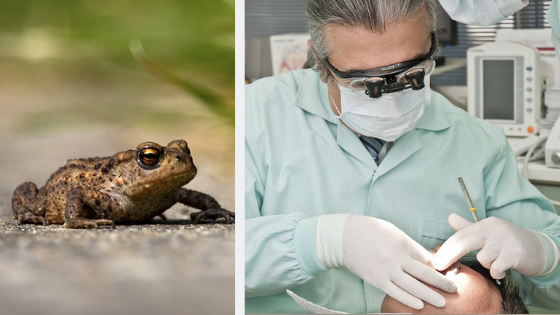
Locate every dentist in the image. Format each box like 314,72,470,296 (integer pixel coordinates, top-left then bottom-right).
245,0,560,313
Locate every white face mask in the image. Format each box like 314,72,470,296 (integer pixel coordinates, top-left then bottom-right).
332,75,431,142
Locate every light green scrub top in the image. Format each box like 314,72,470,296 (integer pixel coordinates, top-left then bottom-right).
245,69,560,314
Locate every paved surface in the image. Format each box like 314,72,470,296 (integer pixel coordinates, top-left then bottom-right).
0,58,235,315
0,222,234,315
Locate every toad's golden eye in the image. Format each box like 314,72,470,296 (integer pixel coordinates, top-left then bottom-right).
137,147,162,168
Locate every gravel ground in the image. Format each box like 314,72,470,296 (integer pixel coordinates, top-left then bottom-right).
0,221,234,315
0,58,235,315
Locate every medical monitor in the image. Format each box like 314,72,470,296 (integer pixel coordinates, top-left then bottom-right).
467,42,542,137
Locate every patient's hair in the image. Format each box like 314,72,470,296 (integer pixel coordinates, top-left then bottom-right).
502,269,528,314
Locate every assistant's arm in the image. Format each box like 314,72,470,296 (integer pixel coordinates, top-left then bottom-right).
438,0,528,26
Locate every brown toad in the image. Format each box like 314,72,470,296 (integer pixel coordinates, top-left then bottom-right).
12,140,234,228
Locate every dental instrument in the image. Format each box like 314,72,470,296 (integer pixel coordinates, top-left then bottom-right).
458,177,480,222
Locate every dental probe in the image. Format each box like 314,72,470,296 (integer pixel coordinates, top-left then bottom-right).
458,177,480,222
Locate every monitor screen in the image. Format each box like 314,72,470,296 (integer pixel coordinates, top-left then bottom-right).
482,59,515,121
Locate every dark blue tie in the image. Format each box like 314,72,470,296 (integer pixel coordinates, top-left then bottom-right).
359,136,385,165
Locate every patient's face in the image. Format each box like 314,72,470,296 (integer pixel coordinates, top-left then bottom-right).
381,260,503,314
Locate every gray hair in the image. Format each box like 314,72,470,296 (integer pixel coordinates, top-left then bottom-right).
305,0,439,81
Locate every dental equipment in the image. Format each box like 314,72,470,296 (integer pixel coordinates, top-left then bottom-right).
458,177,480,222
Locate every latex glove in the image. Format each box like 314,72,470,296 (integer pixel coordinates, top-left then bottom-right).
330,214,457,310
434,214,546,279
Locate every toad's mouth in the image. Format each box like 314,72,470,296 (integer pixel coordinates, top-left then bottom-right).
139,169,196,186
123,167,197,196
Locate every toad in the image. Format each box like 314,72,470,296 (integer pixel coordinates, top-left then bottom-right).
12,140,234,228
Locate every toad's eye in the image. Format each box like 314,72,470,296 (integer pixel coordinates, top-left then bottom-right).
137,147,162,168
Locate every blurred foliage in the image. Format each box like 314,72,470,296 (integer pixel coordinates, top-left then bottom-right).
0,0,235,113
131,40,235,125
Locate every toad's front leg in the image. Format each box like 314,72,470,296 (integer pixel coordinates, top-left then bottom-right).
64,187,115,229
175,188,235,224
12,182,49,225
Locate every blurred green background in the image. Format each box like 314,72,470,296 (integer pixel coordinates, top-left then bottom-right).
0,0,236,212
0,0,234,85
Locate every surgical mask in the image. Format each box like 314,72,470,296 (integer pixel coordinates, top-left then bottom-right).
438,0,527,26
332,75,431,142
547,0,560,64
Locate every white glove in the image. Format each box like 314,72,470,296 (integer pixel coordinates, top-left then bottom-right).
318,214,457,310
434,214,548,279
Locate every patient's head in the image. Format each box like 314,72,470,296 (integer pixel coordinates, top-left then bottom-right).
381,247,528,314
